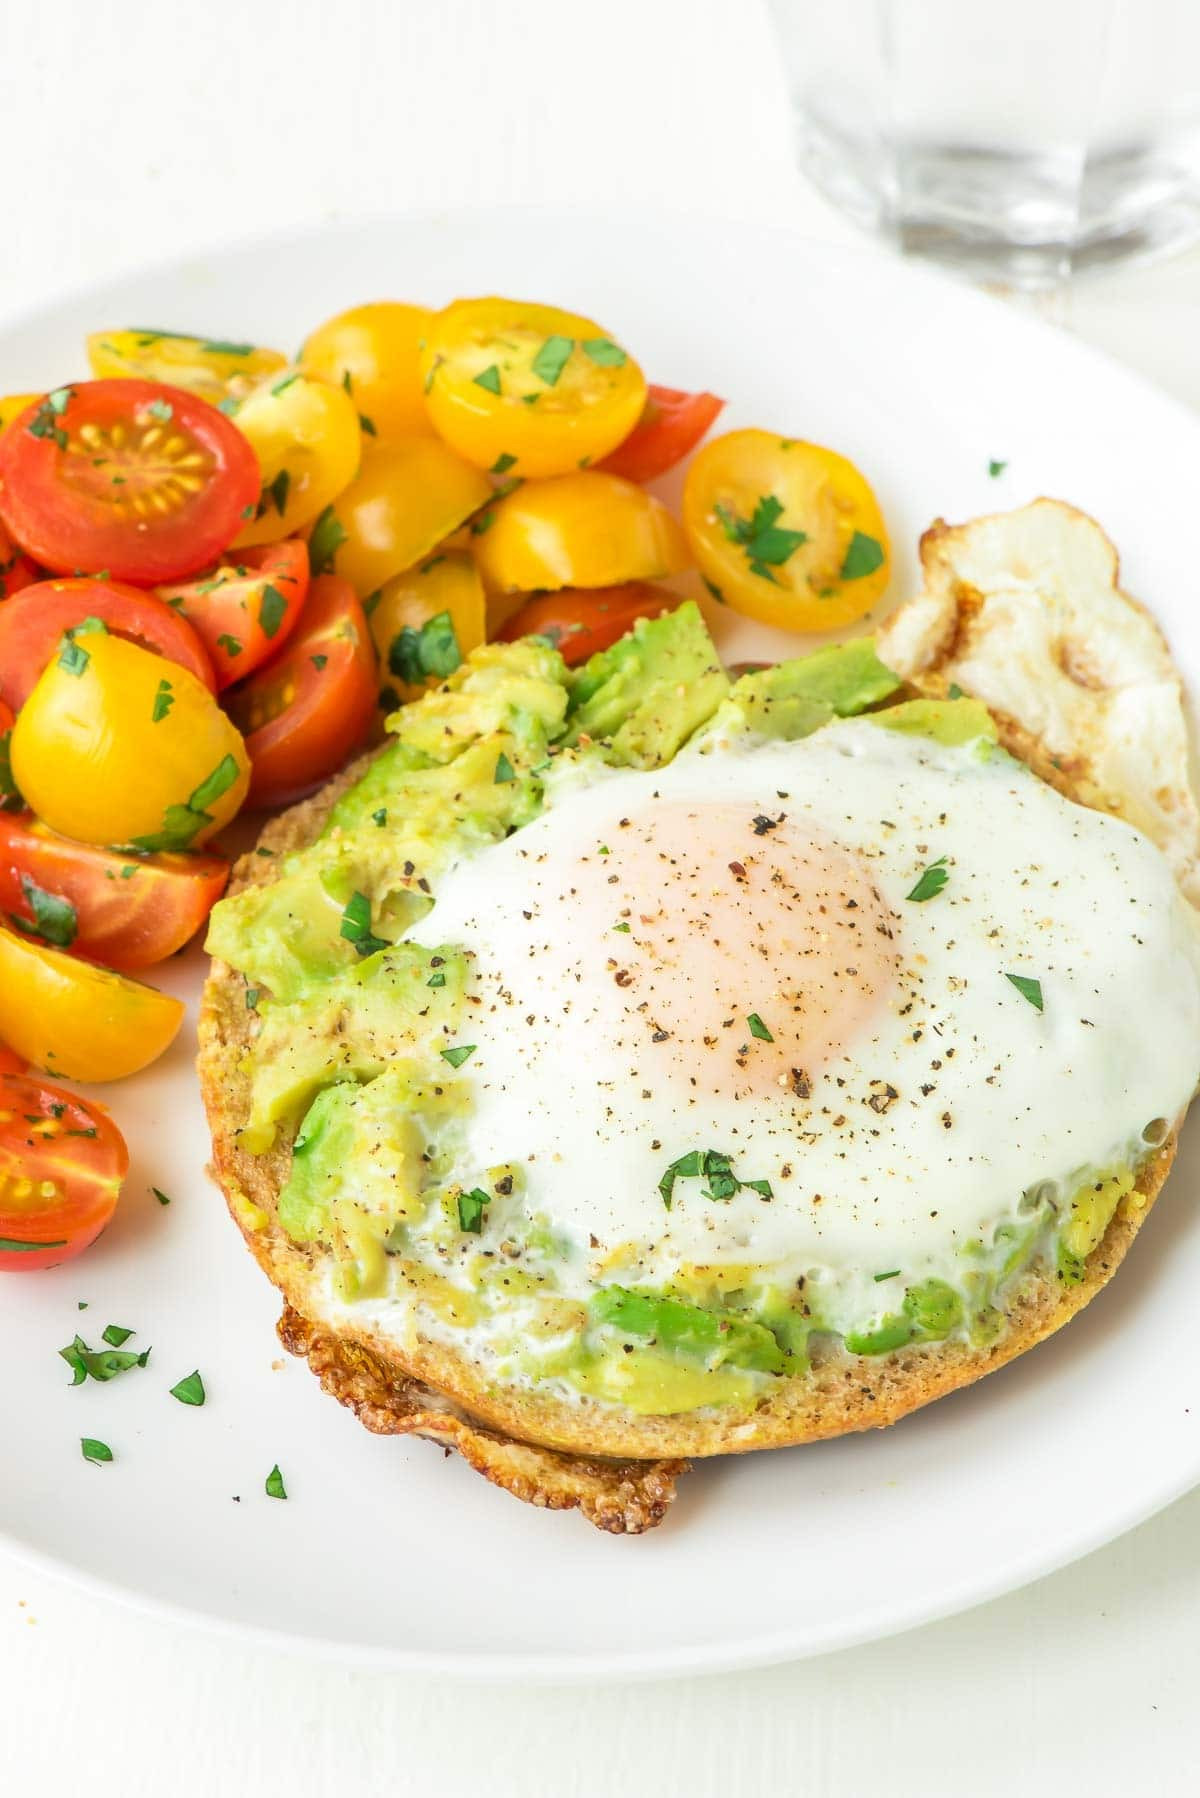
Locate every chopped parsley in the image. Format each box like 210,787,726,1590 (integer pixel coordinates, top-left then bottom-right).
245,988,260,1011
151,678,175,723
258,583,287,638
27,386,73,447
873,1270,901,1283
81,1438,113,1465
259,467,290,520
271,372,300,396
1005,972,1044,1012
714,494,807,583
59,1335,151,1384
200,339,254,356
839,531,885,581
490,452,517,474
457,1187,490,1233
440,1044,476,1069
0,1235,66,1252
371,807,388,827
145,397,173,423
473,364,502,395
906,857,949,903
581,338,627,367
311,653,327,670
101,1324,134,1348
339,891,387,957
11,875,77,948
130,752,241,853
358,412,377,437
494,751,516,784
170,1370,206,1406
948,682,964,700
988,459,1008,478
265,1464,287,1500
308,504,347,575
531,335,574,387
58,614,108,676
658,1148,773,1209
747,1012,773,1042
216,633,243,658
152,1187,171,1206
427,969,446,987
388,610,461,685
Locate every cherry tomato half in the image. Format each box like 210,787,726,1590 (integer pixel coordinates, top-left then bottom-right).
231,371,361,548
300,301,435,441
682,429,890,632
157,540,308,690
421,297,647,479
370,552,486,707
0,923,184,1082
0,521,39,602
224,574,376,809
472,471,691,593
11,633,249,851
0,577,215,711
497,582,677,665
0,380,260,583
0,813,228,971
0,1071,128,1270
599,386,725,485
86,329,287,405
311,438,491,600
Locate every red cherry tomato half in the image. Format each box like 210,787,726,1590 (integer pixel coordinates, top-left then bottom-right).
157,539,309,690
0,1071,128,1270
598,385,725,485
497,581,678,665
223,573,376,809
0,380,260,583
0,522,39,602
0,577,216,711
0,812,229,971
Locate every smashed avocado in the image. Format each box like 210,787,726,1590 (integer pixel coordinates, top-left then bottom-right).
209,599,1137,1413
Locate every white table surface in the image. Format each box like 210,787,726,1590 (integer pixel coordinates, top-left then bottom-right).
5,1,1200,1790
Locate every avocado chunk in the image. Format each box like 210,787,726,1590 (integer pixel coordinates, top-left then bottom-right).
565,602,730,767
1057,1167,1134,1284
589,1284,788,1374
843,1277,964,1356
240,942,467,1152
725,637,901,739
382,638,569,764
869,695,998,746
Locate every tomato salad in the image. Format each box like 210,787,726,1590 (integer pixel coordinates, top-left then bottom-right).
0,296,890,1268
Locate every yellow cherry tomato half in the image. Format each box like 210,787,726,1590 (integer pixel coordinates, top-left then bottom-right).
300,301,435,441
682,429,890,632
11,632,249,850
420,297,647,479
0,392,39,435
472,471,690,594
309,437,492,600
232,371,361,547
86,329,287,405
370,551,486,706
0,923,183,1082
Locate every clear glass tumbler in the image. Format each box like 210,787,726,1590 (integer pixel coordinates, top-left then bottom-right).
767,0,1200,287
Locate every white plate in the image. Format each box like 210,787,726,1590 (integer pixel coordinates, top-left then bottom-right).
2,210,1198,1682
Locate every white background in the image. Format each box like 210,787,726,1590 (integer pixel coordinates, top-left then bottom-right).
4,1,1200,1791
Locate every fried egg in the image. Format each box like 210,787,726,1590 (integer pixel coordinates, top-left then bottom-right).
403,714,1200,1346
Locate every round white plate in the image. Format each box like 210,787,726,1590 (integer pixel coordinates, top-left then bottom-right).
1,210,1198,1681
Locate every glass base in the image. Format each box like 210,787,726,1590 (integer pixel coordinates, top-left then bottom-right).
799,118,1200,289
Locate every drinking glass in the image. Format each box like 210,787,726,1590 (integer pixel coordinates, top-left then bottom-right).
767,0,1200,287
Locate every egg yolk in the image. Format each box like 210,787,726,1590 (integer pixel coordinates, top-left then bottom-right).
590,799,900,1100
